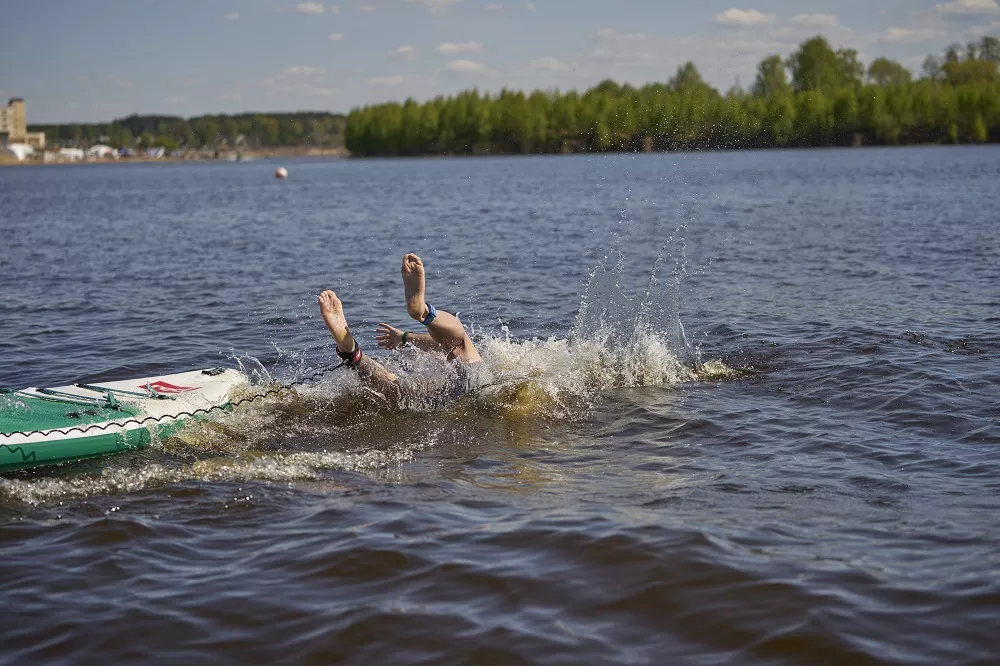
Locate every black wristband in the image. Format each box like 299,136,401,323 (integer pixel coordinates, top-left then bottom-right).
400,331,409,348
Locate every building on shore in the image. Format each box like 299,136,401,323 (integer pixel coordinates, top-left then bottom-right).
0,98,46,150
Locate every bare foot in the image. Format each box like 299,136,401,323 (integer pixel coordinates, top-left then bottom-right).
401,253,429,321
318,290,355,353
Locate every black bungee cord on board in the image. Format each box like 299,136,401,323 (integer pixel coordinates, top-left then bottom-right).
0,362,346,442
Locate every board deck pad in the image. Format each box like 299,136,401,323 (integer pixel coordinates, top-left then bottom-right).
1,368,248,472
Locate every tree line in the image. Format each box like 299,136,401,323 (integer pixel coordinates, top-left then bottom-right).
29,112,346,151
345,35,1000,157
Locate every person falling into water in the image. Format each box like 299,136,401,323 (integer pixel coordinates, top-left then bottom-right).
317,253,491,401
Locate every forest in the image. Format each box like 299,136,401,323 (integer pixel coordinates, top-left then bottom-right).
345,35,1000,157
29,112,346,151
28,35,1000,156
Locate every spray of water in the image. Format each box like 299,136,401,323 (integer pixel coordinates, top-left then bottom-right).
464,241,735,421
1,243,739,503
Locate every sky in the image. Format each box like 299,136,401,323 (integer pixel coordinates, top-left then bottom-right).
2,0,999,123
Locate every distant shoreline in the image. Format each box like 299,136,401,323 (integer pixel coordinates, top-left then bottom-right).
0,145,347,167
4,141,998,168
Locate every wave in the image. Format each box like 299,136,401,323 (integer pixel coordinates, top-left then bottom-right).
1,246,741,503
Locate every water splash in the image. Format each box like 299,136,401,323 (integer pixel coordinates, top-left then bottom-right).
574,237,698,364
0,447,420,506
233,354,272,385
1,241,739,503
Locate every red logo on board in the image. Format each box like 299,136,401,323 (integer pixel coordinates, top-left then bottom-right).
140,381,198,394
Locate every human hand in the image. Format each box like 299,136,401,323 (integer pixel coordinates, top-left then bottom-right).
376,322,404,350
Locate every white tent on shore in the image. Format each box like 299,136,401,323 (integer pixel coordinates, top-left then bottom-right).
1,143,35,161
86,144,117,159
58,148,85,161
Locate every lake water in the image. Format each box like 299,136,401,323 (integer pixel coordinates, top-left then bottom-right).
1,147,998,665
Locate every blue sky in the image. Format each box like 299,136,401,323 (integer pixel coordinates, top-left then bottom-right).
3,0,999,123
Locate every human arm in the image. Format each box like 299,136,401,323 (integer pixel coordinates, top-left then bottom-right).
376,323,442,352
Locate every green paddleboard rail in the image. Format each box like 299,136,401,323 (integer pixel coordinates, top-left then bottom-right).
0,393,140,436
0,393,233,473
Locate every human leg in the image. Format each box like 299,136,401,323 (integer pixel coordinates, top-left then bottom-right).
400,253,482,364
318,290,401,393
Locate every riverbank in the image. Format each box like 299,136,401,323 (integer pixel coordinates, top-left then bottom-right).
0,145,348,167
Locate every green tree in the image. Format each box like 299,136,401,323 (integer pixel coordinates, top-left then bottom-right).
868,58,912,87
109,126,132,149
787,36,861,93
943,59,999,85
980,36,1000,63
669,62,709,93
972,114,988,142
156,135,179,151
837,48,865,87
752,55,790,97
922,55,945,82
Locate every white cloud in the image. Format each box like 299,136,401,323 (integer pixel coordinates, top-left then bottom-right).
163,96,189,105
528,57,569,71
105,75,131,88
359,4,377,11
295,2,325,14
714,8,775,26
788,13,842,29
446,59,486,72
967,19,1000,35
184,78,205,86
288,2,339,14
219,93,242,101
407,0,462,14
526,2,536,10
369,75,404,84
875,27,946,44
933,0,1000,16
282,65,327,75
570,30,794,91
223,12,240,21
486,2,504,10
307,87,338,96
769,13,852,41
389,44,417,59
329,32,344,40
435,40,483,54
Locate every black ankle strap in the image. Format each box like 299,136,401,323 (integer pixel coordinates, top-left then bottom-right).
337,342,362,367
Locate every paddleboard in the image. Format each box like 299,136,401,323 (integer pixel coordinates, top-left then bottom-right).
0,368,248,472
